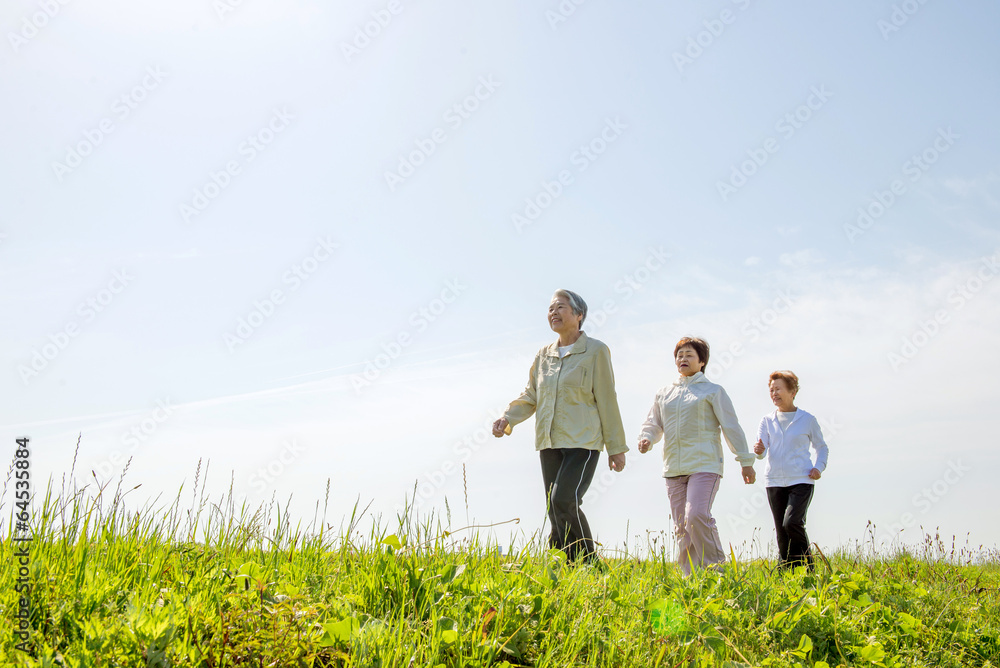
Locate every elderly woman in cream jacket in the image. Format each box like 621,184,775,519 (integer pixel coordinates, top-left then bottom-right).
493,289,628,564
638,337,756,575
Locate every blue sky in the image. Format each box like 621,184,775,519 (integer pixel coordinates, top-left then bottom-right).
2,0,999,557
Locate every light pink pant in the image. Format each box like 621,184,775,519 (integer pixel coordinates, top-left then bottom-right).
666,472,725,575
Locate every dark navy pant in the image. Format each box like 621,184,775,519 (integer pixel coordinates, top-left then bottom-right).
539,448,600,561
766,483,815,568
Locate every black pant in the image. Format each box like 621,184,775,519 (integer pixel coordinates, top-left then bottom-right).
766,484,815,568
539,448,600,561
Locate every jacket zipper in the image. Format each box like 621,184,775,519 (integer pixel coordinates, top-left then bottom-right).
675,382,684,473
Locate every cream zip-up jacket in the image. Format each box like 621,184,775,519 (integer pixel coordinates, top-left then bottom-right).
755,408,829,487
503,331,628,456
639,372,755,477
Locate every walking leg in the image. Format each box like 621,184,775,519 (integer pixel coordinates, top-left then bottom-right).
666,476,691,574
547,449,600,561
783,484,815,569
539,449,565,552
767,486,791,566
685,472,725,571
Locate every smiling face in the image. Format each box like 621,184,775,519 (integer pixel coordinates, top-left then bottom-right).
769,377,797,409
675,345,704,376
548,297,582,335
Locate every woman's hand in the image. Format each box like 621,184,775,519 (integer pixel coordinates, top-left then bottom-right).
608,453,626,472
753,440,765,456
492,418,509,438
637,438,651,454
741,466,756,484
808,468,821,480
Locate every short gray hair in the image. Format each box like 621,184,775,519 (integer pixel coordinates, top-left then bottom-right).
552,289,588,325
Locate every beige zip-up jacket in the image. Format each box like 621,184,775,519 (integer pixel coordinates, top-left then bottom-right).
503,331,628,456
639,371,755,477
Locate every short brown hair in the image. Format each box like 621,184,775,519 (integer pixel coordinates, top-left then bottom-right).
769,370,799,394
674,337,710,371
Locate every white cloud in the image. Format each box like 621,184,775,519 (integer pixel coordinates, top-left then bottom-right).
778,248,822,267
942,173,1000,201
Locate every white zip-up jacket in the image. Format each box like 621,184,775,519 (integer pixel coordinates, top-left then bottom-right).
755,408,829,487
639,372,755,478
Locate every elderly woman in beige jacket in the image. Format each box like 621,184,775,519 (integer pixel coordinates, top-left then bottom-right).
638,337,756,575
493,289,628,563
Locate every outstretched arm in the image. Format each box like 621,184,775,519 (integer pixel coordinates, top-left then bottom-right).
494,354,540,437
711,387,756,484
637,397,664,453
711,387,754,467
592,346,628,457
809,416,829,479
753,417,769,458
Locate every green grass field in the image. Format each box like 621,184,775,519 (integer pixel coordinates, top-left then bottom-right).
2,457,998,668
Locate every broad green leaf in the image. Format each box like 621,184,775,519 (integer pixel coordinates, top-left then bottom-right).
235,562,263,590
237,561,261,577
860,643,886,663
703,635,725,653
898,611,919,636
440,629,458,645
791,634,813,658
321,617,360,645
381,534,402,551
647,598,687,636
436,617,457,632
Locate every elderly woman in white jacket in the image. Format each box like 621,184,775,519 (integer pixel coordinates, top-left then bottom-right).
637,337,757,575
753,370,829,570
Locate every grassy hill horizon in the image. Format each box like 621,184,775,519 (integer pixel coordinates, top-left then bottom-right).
2,454,999,667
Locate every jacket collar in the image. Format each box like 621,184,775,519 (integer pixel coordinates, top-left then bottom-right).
771,407,804,427
674,370,708,386
545,330,589,357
